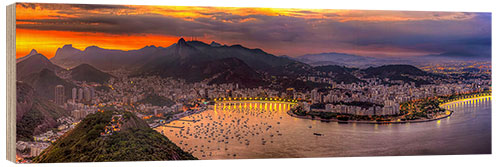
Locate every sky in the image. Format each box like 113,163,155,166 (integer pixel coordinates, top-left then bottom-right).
15,3,491,59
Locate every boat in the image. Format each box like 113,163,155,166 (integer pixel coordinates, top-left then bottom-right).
313,133,323,136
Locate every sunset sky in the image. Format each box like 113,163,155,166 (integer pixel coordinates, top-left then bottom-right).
15,3,491,59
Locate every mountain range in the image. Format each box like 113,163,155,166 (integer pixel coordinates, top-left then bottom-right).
17,49,62,80
16,51,114,102
51,38,294,71
295,52,490,68
361,65,436,86
22,68,75,101
296,52,382,67
21,38,442,91
69,64,114,84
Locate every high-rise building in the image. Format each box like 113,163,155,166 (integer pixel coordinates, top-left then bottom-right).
286,88,295,99
55,85,65,106
72,88,77,103
84,87,91,101
90,87,95,100
325,104,334,112
311,89,320,103
78,88,84,101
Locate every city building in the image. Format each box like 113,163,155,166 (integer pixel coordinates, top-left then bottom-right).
78,88,84,102
54,85,65,106
72,88,77,103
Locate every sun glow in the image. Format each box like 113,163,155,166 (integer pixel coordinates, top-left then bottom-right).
16,29,180,58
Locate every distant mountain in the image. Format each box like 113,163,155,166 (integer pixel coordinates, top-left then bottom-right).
205,57,266,87
295,52,448,67
47,39,449,90
69,64,114,83
34,110,196,162
16,50,62,80
314,65,362,84
137,38,297,87
424,51,491,61
51,38,295,72
51,44,166,71
296,52,382,67
363,65,427,77
16,49,40,63
140,54,265,88
22,69,75,101
266,61,315,77
209,41,222,47
139,38,295,71
16,81,69,141
361,65,432,86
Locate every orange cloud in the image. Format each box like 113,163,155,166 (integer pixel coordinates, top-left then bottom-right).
15,3,486,59
17,3,474,23
16,29,181,58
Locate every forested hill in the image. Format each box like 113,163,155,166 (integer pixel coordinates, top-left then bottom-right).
33,110,196,162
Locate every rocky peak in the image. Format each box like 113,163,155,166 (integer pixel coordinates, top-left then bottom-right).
210,41,222,47
177,38,187,46
84,45,101,51
28,49,38,56
62,44,75,49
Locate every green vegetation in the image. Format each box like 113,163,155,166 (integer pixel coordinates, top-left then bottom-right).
292,90,490,122
400,90,490,120
400,98,445,120
17,98,68,141
33,110,196,162
138,94,175,107
17,103,43,141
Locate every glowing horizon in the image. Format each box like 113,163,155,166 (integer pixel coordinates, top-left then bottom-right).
15,3,491,59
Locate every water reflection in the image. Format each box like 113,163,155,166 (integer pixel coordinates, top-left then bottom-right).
156,98,491,159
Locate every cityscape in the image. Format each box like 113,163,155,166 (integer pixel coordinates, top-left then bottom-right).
14,3,491,163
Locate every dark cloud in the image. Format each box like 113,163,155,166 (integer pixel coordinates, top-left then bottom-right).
17,3,130,11
294,10,317,14
67,4,130,10
15,6,491,58
18,14,194,35
17,3,36,9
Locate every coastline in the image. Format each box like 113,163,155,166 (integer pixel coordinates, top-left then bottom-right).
150,108,207,128
439,95,491,108
287,110,452,124
287,95,491,124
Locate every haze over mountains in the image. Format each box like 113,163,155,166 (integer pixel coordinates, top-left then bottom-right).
51,38,294,71
16,50,114,101
295,51,491,68
69,64,114,84
17,49,62,80
18,38,446,91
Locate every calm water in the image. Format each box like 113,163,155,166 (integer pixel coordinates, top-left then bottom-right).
155,97,491,159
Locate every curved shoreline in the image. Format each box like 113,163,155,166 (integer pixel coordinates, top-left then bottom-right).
287,110,452,124
439,95,491,108
287,95,490,124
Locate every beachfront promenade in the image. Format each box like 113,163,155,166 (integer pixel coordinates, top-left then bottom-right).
214,97,297,111
440,95,491,109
